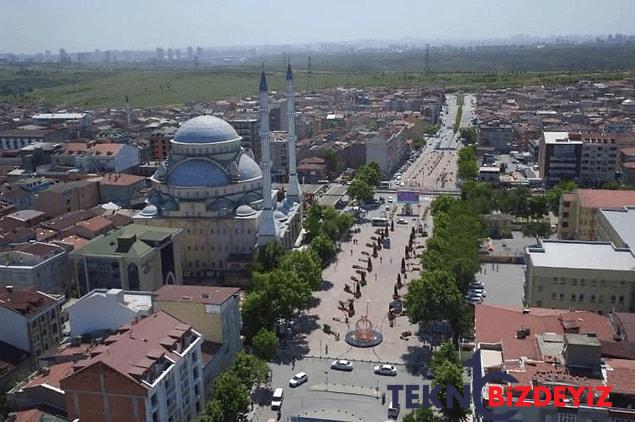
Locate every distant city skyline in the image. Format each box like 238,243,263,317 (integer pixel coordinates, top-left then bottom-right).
1,0,634,54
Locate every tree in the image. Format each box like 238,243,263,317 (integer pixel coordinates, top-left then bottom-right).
356,161,382,186
303,204,324,240
457,146,478,180
347,178,374,203
546,180,577,213
241,290,274,339
431,341,459,372
522,221,551,241
459,127,477,145
528,195,548,219
280,249,323,290
405,270,465,334
433,360,469,422
310,234,336,267
403,407,443,422
199,399,225,422
251,328,279,361
602,181,620,190
253,240,286,272
231,352,269,387
251,269,312,321
210,372,250,422
322,148,342,175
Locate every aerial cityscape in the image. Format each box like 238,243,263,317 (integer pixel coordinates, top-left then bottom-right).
1,1,635,421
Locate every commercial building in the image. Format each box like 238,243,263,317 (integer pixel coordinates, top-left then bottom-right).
67,288,153,337
154,285,241,389
70,224,183,295
0,128,67,150
31,113,93,136
60,311,205,421
477,122,514,153
524,240,635,313
558,189,635,240
0,286,64,358
539,131,582,187
474,304,635,422
0,242,71,294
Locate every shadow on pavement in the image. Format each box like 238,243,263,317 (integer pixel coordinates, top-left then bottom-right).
401,343,432,376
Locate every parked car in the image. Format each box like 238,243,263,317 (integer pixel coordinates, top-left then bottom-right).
271,388,284,410
388,401,400,419
374,364,398,376
331,359,354,371
289,372,308,387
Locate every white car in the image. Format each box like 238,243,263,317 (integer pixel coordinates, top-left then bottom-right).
289,372,308,387
465,292,484,304
374,364,398,376
271,388,283,410
331,359,354,371
396,218,408,225
387,196,393,203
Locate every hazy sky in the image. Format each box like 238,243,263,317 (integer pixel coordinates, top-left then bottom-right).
1,0,634,53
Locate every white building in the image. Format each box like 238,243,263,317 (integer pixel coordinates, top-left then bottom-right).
67,288,153,337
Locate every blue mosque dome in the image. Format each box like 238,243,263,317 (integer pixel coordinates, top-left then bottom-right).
238,153,263,181
167,159,229,188
173,115,241,144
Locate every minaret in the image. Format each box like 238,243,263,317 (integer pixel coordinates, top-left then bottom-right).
125,95,132,126
257,68,279,244
286,64,302,202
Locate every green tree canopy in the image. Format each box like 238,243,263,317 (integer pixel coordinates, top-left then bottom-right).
199,399,225,422
403,407,443,422
405,270,465,329
251,328,279,361
457,146,478,180
231,352,269,386
280,249,323,290
252,240,287,272
431,341,459,372
546,180,577,213
356,161,382,186
210,372,251,422
310,234,336,267
433,360,469,422
347,178,374,203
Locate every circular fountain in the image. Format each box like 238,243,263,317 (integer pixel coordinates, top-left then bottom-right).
345,314,383,347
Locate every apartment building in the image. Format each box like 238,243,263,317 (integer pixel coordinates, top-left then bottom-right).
34,180,101,218
99,172,147,207
51,142,140,173
154,285,241,389
558,189,635,240
0,286,64,358
60,311,205,421
596,206,635,249
524,240,635,313
539,131,582,187
0,242,71,294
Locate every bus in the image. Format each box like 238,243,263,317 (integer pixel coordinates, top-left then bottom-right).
371,217,388,227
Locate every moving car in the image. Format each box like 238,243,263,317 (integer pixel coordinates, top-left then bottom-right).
388,401,400,419
396,218,408,225
464,292,484,304
331,359,354,371
271,388,284,410
289,372,308,387
374,364,398,376
387,196,393,203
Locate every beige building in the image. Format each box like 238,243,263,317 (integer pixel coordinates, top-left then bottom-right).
153,285,242,390
558,188,635,240
524,240,635,313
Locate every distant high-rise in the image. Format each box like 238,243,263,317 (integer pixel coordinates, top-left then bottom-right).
187,46,193,59
156,47,165,61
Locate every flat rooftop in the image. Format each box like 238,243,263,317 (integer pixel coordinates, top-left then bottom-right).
599,207,635,249
526,240,635,271
543,131,581,145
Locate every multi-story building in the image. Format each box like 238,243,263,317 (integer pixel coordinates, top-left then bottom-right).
0,128,67,150
70,224,183,295
154,285,241,389
558,188,635,240
67,288,153,337
270,132,289,182
362,124,410,176
0,286,64,358
51,143,140,173
60,311,205,421
477,122,514,153
0,242,71,294
539,131,582,187
227,117,260,161
99,173,147,207
149,126,176,161
34,180,101,218
524,239,635,313
596,206,635,249
474,304,635,422
577,133,619,186
31,113,93,137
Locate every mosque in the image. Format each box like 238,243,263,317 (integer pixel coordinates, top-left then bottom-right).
135,66,303,284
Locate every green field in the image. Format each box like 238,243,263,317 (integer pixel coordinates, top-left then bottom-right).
1,65,633,108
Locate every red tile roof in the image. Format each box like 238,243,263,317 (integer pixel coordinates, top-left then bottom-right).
0,286,58,317
75,215,112,234
65,311,195,387
576,189,635,209
100,173,145,186
23,361,74,390
475,304,616,360
154,285,240,305
605,358,635,395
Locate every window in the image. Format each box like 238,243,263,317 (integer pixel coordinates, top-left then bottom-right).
580,279,586,287
537,285,543,292
579,294,584,303
590,295,596,303
571,294,576,302
611,296,617,304
619,296,625,305
558,413,577,422
559,294,564,302
571,279,578,286
551,293,557,301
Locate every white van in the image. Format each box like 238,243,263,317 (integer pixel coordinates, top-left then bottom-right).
271,388,283,410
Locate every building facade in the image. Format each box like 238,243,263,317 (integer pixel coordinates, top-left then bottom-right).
0,242,71,294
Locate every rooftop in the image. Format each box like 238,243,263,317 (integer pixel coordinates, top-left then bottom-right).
526,240,635,271
0,286,60,317
73,224,181,258
100,173,146,186
544,131,579,144
576,189,635,209
154,285,240,305
598,206,635,249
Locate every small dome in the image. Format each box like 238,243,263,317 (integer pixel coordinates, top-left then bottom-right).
274,210,288,221
168,159,229,188
235,205,257,217
140,204,158,216
238,153,262,181
173,115,241,144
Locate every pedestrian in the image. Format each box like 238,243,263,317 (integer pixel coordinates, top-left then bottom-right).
380,256,383,263
350,249,353,256
375,273,378,281
497,264,499,272
390,258,393,265
325,345,328,355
